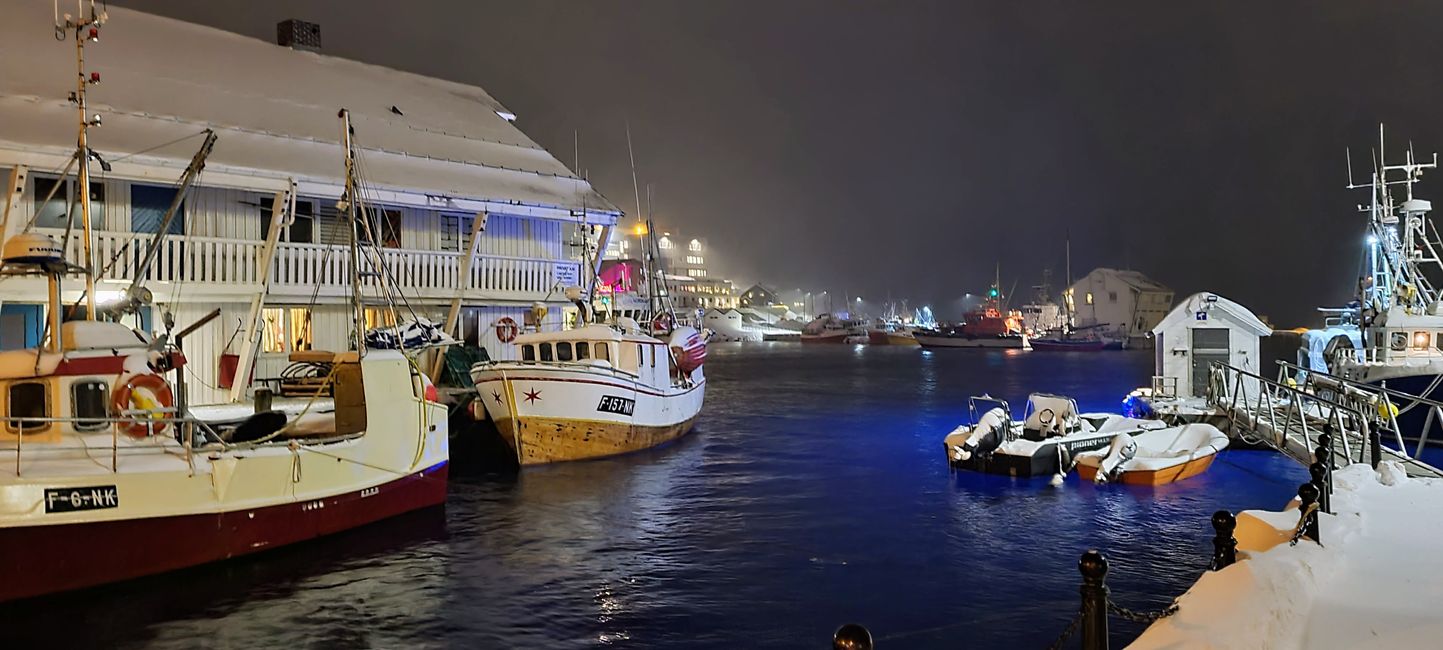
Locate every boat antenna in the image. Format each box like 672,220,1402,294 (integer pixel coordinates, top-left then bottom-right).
56,0,107,321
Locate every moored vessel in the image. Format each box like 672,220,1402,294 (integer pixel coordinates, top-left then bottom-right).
1074,423,1229,485
941,393,1161,477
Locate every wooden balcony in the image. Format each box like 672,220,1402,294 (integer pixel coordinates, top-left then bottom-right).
38,228,580,303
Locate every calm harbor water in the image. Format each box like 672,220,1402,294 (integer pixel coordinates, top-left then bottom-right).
5,344,1307,649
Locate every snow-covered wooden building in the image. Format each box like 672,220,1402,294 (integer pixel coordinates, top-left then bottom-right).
0,4,621,404
1065,268,1174,348
1153,292,1272,397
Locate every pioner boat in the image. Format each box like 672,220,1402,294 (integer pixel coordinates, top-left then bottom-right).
942,393,1160,477
1074,423,1229,485
0,16,448,602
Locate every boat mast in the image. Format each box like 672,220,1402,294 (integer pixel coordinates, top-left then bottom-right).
338,109,367,355
58,1,106,320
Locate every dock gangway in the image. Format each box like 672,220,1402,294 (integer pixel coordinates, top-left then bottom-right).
1205,361,1443,479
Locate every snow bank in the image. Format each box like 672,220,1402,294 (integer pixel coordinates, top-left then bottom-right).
1130,462,1441,649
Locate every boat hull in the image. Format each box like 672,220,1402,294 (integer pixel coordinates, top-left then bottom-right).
495,416,696,465
1076,455,1214,485
0,461,448,602
801,332,852,344
472,364,705,466
1030,338,1106,351
945,432,1117,476
915,334,1029,349
867,330,890,345
886,333,919,345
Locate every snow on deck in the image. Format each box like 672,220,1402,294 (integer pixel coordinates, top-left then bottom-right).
1131,462,1443,649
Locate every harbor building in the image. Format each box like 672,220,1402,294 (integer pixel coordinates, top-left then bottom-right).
1064,268,1173,348
604,226,740,316
0,6,621,405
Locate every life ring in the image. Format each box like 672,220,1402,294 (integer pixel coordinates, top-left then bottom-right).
495,317,520,343
111,373,174,439
652,312,673,332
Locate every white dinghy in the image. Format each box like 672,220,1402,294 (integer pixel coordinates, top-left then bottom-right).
1075,423,1230,485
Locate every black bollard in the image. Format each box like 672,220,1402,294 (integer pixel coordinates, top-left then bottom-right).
1370,426,1382,469
833,624,873,650
1210,510,1237,570
1298,482,1321,544
1080,550,1109,650
1309,462,1330,514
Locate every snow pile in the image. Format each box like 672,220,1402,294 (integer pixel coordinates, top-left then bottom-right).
1130,462,1443,649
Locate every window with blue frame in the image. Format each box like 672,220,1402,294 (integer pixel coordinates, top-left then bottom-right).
0,303,45,350
130,184,185,234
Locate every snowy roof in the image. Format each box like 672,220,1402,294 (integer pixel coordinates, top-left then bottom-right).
1077,268,1170,293
1153,292,1272,337
0,2,619,217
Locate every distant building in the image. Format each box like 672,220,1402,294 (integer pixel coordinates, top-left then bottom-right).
1065,268,1174,347
740,284,781,309
605,227,737,314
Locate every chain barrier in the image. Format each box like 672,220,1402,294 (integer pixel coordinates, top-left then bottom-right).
1289,502,1321,547
1106,598,1179,623
1045,610,1082,650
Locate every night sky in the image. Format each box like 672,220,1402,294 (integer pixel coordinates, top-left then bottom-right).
117,0,1443,324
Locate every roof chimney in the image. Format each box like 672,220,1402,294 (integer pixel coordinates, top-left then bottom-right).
276,19,321,52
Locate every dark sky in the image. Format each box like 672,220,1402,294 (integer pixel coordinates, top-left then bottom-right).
117,0,1443,324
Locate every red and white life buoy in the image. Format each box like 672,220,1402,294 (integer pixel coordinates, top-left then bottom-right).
495,317,520,343
111,373,174,439
652,312,673,333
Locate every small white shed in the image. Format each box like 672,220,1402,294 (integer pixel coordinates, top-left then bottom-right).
1152,293,1273,397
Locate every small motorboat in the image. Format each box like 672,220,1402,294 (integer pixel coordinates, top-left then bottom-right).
941,393,1164,477
1074,423,1229,485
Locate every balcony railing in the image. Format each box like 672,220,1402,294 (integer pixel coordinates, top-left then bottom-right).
38,228,577,301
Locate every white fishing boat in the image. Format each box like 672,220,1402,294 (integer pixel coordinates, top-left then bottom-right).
470,323,706,465
801,314,866,344
942,393,1163,477
0,14,447,602
1074,423,1229,485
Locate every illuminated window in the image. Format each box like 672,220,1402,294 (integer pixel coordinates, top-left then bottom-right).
289,308,313,351
1085,292,1094,305
1413,331,1431,349
261,308,286,353
689,239,702,252
365,307,396,330
658,237,674,250
685,255,704,265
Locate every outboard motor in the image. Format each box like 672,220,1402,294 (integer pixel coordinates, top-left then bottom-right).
953,407,1008,461
1095,433,1137,484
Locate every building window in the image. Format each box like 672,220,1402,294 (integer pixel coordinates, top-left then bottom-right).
7,382,49,433
33,177,105,230
289,308,313,351
1085,292,1094,305
440,214,473,252
261,308,286,353
260,197,315,243
1108,291,1118,302
686,255,704,265
659,237,674,250
131,184,184,235
364,307,396,331
71,380,110,431
689,239,702,252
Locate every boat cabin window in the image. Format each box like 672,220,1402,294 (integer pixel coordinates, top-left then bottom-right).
557,342,573,362
1391,331,1408,352
71,380,109,431
521,344,535,361
6,382,49,433
539,343,554,362
1415,331,1432,350
594,343,610,362
576,342,590,360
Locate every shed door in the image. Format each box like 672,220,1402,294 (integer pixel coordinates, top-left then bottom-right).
1191,328,1230,397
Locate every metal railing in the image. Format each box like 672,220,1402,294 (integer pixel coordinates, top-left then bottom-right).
2,411,223,477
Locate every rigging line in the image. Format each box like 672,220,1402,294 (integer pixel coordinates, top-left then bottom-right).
106,129,210,164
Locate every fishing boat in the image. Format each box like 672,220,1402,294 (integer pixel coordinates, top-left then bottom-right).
470,168,707,465
1029,324,1109,351
0,19,448,602
801,314,865,344
1074,423,1229,485
941,393,1161,477
916,276,1029,349
1300,127,1443,452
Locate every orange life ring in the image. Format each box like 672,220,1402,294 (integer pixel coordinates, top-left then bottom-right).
495,317,520,343
111,373,174,439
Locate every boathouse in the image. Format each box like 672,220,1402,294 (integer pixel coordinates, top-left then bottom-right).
0,4,621,404
1153,292,1272,397
1066,268,1173,348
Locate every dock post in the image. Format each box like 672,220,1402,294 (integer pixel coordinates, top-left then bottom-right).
1080,550,1109,650
832,623,873,650
1297,483,1321,544
1309,463,1330,514
1368,422,1382,469
1210,510,1237,570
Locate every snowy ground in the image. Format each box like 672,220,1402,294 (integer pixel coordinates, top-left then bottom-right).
1130,461,1443,649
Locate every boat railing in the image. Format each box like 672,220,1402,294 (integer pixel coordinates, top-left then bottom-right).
2,410,223,477
473,358,643,381
1150,375,1179,399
